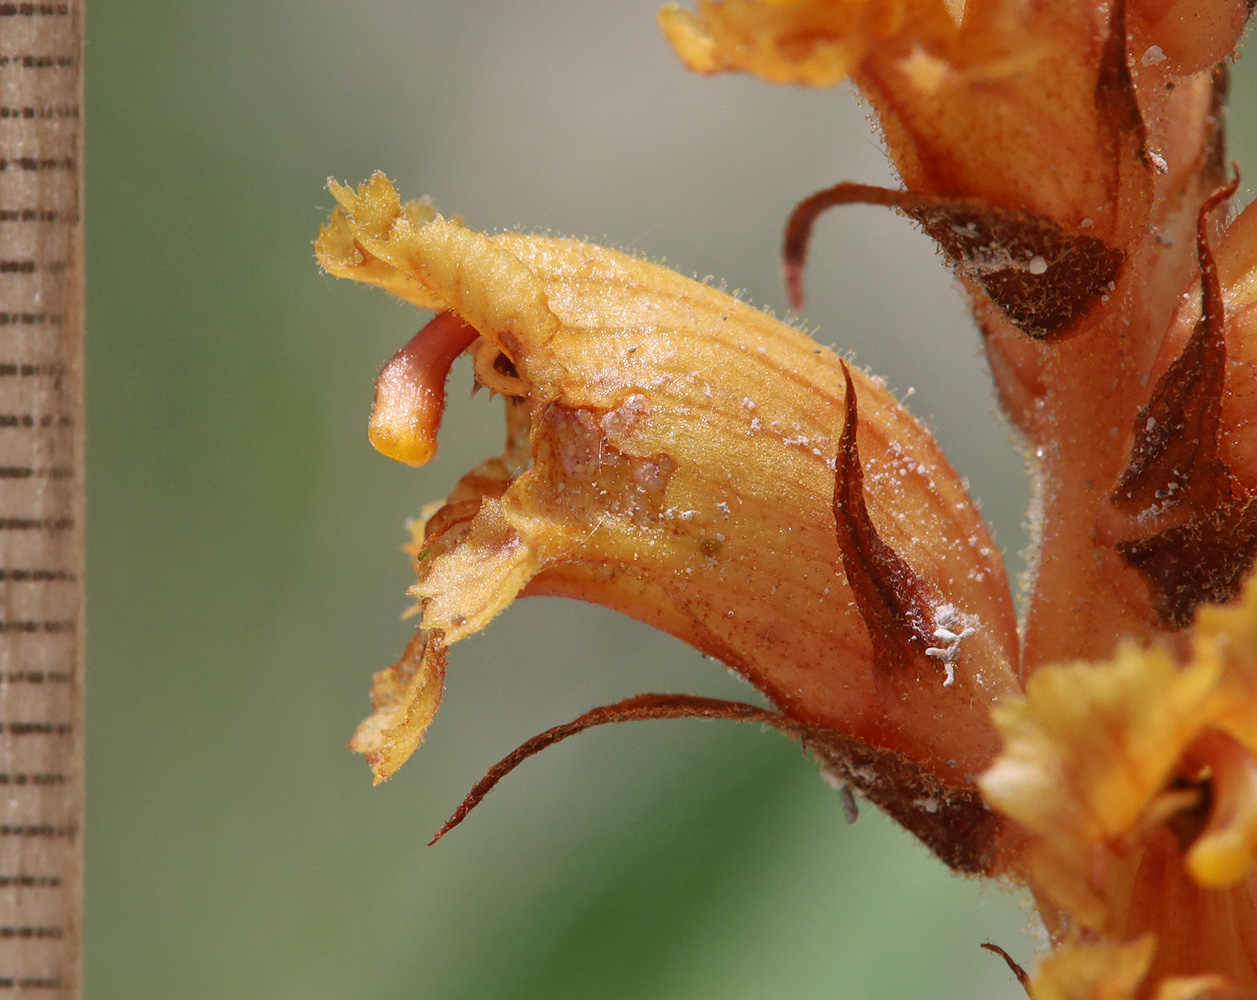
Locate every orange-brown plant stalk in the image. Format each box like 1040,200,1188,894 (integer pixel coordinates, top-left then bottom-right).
316,1,1257,993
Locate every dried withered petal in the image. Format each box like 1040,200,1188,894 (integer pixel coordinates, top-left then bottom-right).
347,628,448,785
783,182,1125,340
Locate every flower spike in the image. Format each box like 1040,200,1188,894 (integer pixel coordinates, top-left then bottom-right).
315,0,1257,988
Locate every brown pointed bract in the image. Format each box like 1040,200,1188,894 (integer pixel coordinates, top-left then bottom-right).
833,362,935,675
1110,177,1257,628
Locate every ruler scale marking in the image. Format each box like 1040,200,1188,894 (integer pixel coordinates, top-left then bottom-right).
0,1,81,996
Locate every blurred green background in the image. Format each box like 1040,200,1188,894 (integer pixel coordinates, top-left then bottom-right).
86,4,1257,998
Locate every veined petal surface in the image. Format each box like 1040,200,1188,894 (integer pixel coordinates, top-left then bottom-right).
317,175,1019,833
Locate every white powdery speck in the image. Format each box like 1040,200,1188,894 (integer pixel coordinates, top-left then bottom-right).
925,603,978,687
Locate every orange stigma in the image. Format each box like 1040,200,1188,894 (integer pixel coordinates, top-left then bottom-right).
367,311,479,466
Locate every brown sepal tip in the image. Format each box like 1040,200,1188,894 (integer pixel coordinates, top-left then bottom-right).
784,183,1124,342
979,942,1031,994
429,693,784,846
428,687,1003,874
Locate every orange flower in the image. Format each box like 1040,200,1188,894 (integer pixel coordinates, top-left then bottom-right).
983,576,1257,983
316,0,1257,994
317,172,1020,871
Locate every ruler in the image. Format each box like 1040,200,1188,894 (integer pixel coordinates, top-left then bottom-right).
0,1,83,996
